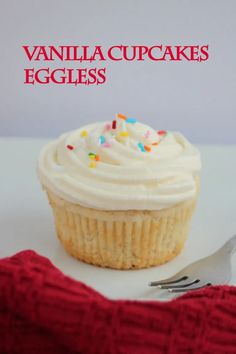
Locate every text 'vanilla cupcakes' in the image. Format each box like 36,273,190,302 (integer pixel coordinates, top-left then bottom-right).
38,114,201,269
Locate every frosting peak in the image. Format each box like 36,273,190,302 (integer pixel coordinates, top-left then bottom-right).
38,115,201,210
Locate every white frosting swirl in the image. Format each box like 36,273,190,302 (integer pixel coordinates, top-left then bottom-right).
38,119,201,210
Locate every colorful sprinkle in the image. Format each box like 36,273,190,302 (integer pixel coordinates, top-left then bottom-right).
112,120,117,129
88,152,100,162
138,142,145,152
104,123,111,131
117,113,127,120
144,130,151,139
157,130,167,136
81,130,88,137
152,142,158,146
144,145,151,152
89,161,96,168
99,135,105,144
66,144,74,150
126,118,137,124
119,131,129,137
88,152,96,160
103,142,112,148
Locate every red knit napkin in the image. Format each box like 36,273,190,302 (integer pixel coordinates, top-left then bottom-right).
0,251,236,354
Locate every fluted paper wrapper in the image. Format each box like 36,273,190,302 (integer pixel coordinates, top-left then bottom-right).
46,190,197,269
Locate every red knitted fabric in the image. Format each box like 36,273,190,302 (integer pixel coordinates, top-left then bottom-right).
0,251,236,354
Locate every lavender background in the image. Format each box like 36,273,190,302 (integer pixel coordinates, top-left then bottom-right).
0,0,236,143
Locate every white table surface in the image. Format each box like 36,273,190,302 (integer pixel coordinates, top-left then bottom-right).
0,138,236,300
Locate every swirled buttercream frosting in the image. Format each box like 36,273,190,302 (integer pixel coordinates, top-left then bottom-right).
38,114,201,210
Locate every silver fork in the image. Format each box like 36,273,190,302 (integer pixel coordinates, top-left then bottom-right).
149,235,236,293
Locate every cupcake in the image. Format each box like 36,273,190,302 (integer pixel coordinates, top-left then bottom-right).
38,114,201,269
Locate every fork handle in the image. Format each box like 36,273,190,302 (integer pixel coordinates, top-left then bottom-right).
218,234,236,255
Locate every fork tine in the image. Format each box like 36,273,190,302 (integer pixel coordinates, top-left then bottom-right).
149,276,188,287
160,279,199,290
168,283,211,293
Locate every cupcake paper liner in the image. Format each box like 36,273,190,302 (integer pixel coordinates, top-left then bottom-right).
46,190,197,269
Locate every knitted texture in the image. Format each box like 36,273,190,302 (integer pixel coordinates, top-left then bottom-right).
0,251,236,354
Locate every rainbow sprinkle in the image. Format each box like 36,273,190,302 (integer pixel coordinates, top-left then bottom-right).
89,161,96,168
152,142,158,146
81,130,88,137
117,113,127,120
116,113,137,125
99,135,105,144
126,118,137,124
119,131,129,137
103,142,112,148
88,152,100,167
144,145,151,152
88,152,96,160
104,123,111,131
157,130,167,136
112,120,117,129
66,144,74,150
138,142,145,152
